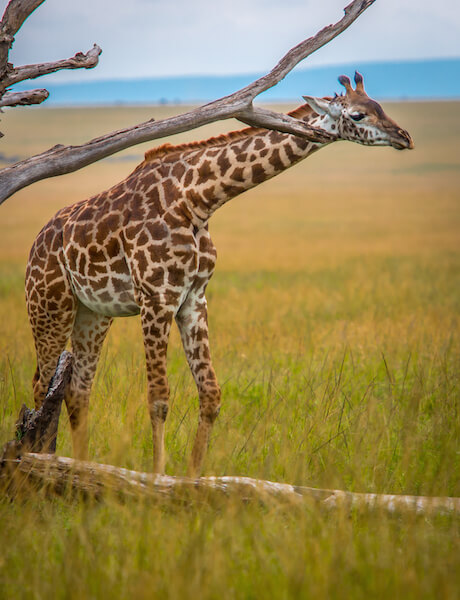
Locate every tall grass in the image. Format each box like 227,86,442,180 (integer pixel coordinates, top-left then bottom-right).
0,102,459,598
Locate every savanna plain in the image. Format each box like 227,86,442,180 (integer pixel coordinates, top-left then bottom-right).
0,101,459,599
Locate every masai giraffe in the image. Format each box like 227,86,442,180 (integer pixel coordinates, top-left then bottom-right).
26,73,413,475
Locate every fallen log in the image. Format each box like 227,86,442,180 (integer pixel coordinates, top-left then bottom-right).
2,452,459,516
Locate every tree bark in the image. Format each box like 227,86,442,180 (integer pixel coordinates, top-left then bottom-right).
0,0,376,204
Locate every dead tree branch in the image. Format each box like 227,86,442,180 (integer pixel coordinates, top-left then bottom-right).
0,0,45,80
0,0,101,116
0,0,376,204
2,453,458,516
0,86,48,107
0,43,102,90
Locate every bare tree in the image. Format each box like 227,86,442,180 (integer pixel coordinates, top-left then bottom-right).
0,0,376,203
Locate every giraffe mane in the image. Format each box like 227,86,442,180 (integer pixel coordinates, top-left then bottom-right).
141,104,315,164
143,128,259,162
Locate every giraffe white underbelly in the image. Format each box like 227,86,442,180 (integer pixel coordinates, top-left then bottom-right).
68,268,199,318
69,270,141,317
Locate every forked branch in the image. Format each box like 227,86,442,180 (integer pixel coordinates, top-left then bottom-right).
0,1,102,110
0,0,376,203
0,0,46,80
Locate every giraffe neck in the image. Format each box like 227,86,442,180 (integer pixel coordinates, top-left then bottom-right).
139,105,337,227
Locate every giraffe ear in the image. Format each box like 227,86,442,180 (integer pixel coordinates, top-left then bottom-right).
302,96,341,119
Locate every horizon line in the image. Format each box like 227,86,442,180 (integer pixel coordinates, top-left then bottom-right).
13,56,460,87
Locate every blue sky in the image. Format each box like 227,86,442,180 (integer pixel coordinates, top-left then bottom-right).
6,0,460,81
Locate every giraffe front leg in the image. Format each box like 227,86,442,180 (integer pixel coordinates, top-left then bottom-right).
176,293,221,477
140,297,175,474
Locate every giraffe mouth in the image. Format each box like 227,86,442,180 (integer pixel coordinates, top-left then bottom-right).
390,129,414,150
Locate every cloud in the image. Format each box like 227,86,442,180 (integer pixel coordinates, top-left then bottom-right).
7,0,460,81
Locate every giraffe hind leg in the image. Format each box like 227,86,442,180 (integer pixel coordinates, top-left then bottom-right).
66,302,113,461
28,293,76,411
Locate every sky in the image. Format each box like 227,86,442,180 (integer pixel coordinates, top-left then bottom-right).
5,0,460,82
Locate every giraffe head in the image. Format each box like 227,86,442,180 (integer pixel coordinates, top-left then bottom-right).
302,71,414,150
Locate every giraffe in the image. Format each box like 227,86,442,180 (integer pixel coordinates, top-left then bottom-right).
25,72,413,476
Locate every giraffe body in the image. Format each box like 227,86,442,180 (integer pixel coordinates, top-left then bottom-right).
26,74,413,474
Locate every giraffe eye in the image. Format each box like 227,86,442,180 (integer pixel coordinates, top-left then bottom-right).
350,113,365,122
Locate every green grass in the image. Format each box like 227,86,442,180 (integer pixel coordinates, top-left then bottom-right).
0,102,459,599
1,499,458,600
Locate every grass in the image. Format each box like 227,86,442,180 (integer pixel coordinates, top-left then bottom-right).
0,101,459,599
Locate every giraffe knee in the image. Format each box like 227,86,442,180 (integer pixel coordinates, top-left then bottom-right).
199,386,221,424
150,400,169,422
65,392,89,428
147,375,170,422
200,403,221,424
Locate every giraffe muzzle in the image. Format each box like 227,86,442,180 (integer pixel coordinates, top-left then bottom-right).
391,128,414,150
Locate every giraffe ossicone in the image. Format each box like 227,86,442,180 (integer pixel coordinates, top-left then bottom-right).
26,73,413,475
